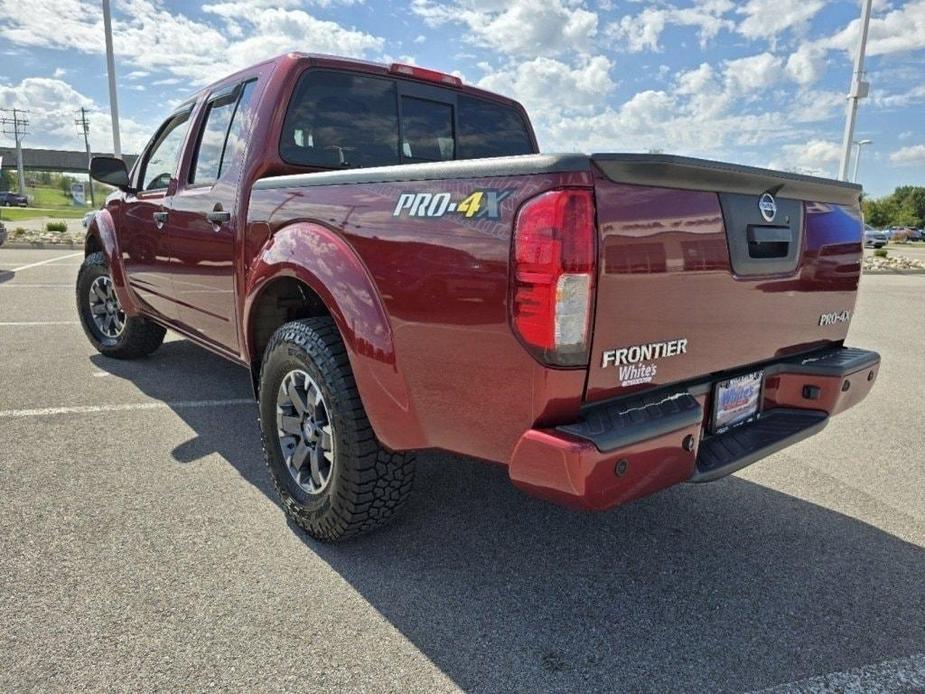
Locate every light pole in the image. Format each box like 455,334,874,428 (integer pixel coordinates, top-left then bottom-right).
852,139,872,183
838,0,873,180
102,0,121,158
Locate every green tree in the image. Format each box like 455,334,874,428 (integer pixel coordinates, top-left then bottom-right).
862,186,925,228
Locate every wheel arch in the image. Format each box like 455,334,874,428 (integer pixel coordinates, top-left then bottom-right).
243,221,424,450
84,208,141,315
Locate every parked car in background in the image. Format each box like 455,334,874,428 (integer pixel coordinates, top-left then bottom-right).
0,220,7,247
864,225,887,248
903,227,923,241
0,191,28,207
888,226,916,242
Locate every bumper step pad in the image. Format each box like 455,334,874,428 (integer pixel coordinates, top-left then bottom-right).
691,409,828,482
557,390,702,453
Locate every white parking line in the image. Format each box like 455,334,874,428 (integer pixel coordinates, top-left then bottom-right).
7,252,83,273
751,653,925,693
0,398,254,419
0,321,80,326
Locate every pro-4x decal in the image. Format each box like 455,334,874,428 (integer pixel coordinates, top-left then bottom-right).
392,189,513,220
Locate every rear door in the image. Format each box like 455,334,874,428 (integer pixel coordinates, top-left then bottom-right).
120,108,192,321
166,79,258,353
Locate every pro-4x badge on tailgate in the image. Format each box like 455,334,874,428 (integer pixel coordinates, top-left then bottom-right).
393,189,513,219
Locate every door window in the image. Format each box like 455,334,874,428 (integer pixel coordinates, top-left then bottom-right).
140,112,191,191
219,81,257,178
189,80,257,186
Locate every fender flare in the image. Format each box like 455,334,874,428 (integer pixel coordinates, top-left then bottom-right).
84,208,143,315
243,221,424,451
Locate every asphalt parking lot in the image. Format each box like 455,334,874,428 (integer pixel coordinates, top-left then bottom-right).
1,248,923,693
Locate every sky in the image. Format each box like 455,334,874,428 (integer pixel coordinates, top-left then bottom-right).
0,0,923,198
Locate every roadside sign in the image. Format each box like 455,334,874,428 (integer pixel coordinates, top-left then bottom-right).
71,182,86,206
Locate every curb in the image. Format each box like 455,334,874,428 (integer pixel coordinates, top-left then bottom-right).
1,240,82,250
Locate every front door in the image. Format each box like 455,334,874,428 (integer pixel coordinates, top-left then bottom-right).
120,109,192,321
166,80,258,354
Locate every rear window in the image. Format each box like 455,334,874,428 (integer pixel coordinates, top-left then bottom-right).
279,69,533,169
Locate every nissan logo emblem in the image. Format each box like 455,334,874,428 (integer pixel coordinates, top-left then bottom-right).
759,193,777,222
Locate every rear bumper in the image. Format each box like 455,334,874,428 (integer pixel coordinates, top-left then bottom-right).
508,346,880,510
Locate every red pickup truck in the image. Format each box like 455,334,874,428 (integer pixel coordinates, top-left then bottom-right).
83,53,879,541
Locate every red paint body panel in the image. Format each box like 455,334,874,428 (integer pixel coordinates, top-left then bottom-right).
586,175,863,402
246,171,592,458
85,52,879,514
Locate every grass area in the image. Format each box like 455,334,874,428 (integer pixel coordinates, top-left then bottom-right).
29,185,73,207
0,207,86,222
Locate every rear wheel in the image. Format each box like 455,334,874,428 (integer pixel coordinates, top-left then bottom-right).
76,251,166,358
258,317,415,542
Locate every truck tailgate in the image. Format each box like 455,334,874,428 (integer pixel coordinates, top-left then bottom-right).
586,154,864,402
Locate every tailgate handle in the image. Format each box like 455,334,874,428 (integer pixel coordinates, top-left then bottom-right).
747,226,792,244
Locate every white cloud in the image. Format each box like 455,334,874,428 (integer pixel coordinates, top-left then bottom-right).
607,1,734,52
722,52,782,97
736,0,826,41
0,0,385,86
890,144,925,166
411,0,598,57
478,56,615,119
823,0,925,57
768,139,841,176
785,44,827,86
0,77,151,152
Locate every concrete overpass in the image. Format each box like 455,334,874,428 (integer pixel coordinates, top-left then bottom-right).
0,147,138,173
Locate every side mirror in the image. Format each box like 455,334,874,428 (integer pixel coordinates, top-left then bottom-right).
89,156,132,192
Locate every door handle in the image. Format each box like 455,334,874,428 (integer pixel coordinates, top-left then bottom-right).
152,211,168,229
207,210,231,224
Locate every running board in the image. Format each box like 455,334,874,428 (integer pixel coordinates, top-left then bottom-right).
690,409,828,483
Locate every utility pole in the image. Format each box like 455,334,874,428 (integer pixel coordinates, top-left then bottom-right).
0,107,29,195
102,0,122,158
75,107,96,207
838,0,873,181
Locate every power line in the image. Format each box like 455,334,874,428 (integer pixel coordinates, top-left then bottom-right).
0,107,30,195
74,107,96,206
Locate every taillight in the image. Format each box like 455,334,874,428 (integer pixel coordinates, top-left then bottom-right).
511,188,596,367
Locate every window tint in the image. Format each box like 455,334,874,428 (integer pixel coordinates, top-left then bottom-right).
457,96,533,159
279,69,535,169
401,97,454,162
190,81,257,186
221,81,257,176
190,94,236,185
141,112,191,191
281,71,399,168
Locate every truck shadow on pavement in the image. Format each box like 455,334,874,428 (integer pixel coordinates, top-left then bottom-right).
92,339,925,693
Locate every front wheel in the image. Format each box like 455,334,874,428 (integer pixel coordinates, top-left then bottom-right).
258,317,415,542
76,252,166,358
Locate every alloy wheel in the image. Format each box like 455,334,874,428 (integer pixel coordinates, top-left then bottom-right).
276,369,335,495
88,275,125,339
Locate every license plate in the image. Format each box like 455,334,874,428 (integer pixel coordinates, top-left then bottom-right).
712,371,763,433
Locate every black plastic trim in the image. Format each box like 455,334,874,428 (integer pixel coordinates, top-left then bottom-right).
557,389,702,453
592,153,862,206
690,409,828,482
253,153,591,189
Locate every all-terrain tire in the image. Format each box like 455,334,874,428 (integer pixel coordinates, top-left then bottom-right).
258,317,415,542
76,251,166,358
